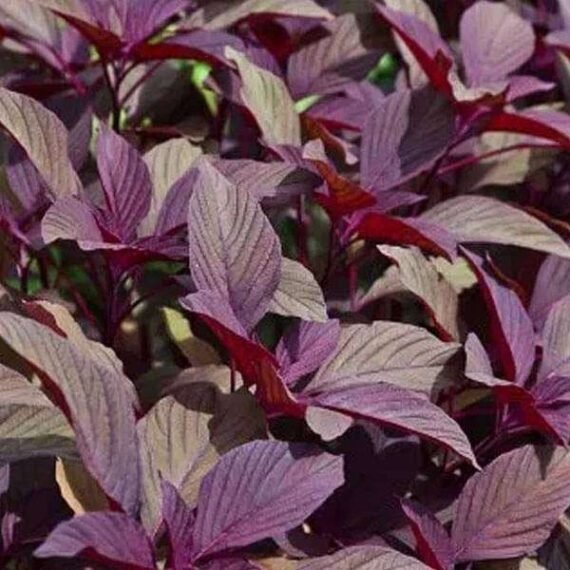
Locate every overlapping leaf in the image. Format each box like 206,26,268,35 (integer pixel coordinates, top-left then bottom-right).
226,47,301,146
0,313,141,515
0,364,75,461
452,445,570,561
191,440,343,560
306,320,461,394
187,160,281,332
0,87,82,200
378,245,459,341
35,512,155,568
422,196,570,259
298,545,431,569
268,258,327,322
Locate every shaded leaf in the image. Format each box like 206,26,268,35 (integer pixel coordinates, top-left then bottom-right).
311,383,477,467
298,545,431,569
361,87,455,192
402,498,454,570
96,125,152,242
378,245,459,341
0,364,75,461
162,480,195,570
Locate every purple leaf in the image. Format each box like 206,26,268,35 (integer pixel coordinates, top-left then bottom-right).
187,160,281,333
213,158,317,203
485,109,570,149
42,196,104,246
375,4,454,95
360,87,455,192
529,375,570,443
421,196,570,259
287,14,381,98
310,383,478,467
298,545,431,569
268,258,327,322
401,499,454,570
191,440,343,560
356,213,458,260
0,313,141,515
460,1,535,85
306,321,460,395
378,245,460,341
529,255,570,329
139,388,265,534
276,320,341,386
96,125,153,242
462,249,535,385
0,87,82,200
452,445,570,561
34,512,155,569
540,295,570,378
225,47,301,146
140,139,203,237
187,0,332,30
162,481,195,570
383,0,440,89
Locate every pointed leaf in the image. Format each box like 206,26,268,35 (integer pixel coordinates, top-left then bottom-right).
422,196,570,259
401,499,454,570
191,441,343,559
541,296,570,372
460,1,535,85
529,256,570,328
35,512,155,569
187,160,281,332
188,0,332,30
307,321,460,395
140,138,202,237
361,87,455,192
0,313,141,515
383,0,440,88
0,87,81,199
139,386,265,534
463,250,535,385
378,245,459,341
96,125,152,242
311,383,477,467
0,364,75,461
298,545,431,569
452,445,570,561
485,109,570,150
357,213,458,260
287,14,380,98
162,481,195,570
375,4,454,95
276,320,341,385
268,258,327,322
226,47,301,146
